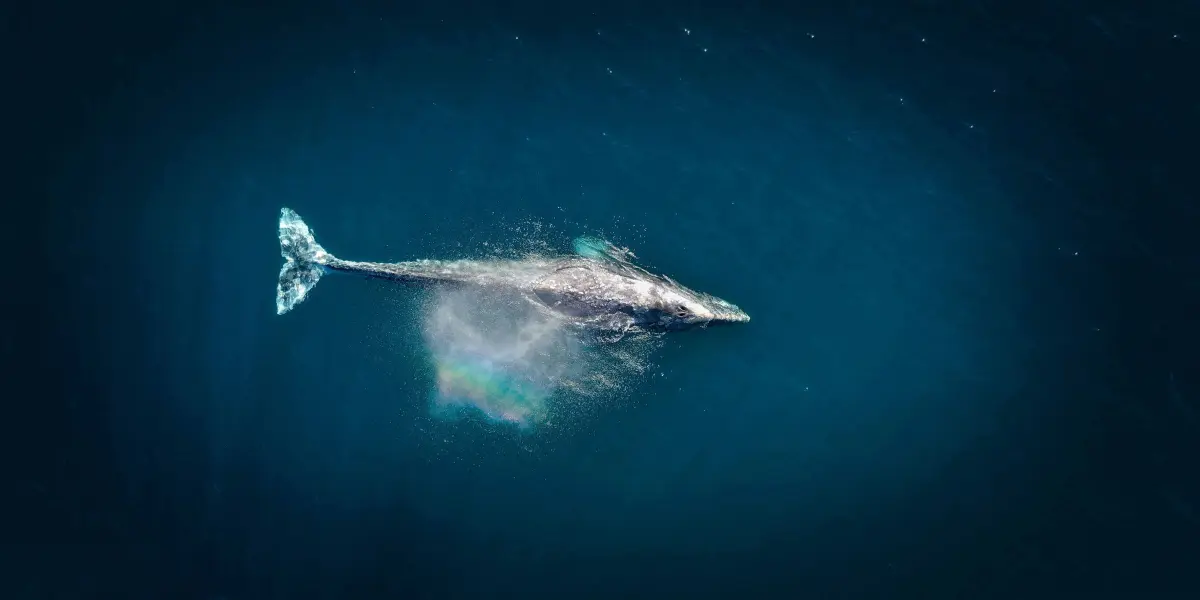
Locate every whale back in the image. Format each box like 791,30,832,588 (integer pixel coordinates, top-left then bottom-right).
531,260,649,320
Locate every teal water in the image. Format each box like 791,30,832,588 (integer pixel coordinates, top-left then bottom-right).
30,3,1199,598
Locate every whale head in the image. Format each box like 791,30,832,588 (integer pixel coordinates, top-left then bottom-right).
642,278,750,331
566,235,751,333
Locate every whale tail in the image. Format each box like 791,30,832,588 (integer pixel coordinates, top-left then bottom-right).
276,208,332,315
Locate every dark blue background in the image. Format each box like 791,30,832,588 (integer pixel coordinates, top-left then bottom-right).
12,1,1199,598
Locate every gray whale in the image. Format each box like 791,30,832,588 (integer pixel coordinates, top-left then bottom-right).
275,208,749,336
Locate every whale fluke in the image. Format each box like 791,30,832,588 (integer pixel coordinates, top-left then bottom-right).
276,208,331,315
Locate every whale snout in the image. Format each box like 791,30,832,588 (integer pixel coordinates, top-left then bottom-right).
704,300,750,326
726,310,751,323
713,309,750,325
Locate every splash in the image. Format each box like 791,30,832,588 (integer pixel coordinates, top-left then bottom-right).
400,218,663,433
419,282,661,432
420,285,575,429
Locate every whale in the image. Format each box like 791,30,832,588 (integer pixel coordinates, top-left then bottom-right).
274,208,749,337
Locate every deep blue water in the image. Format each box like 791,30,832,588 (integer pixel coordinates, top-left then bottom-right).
16,1,1199,598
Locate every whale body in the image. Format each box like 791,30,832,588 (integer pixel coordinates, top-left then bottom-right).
275,208,749,336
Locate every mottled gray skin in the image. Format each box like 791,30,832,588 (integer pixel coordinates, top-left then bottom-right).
275,208,749,336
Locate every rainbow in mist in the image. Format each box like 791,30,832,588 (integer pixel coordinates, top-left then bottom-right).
431,352,552,428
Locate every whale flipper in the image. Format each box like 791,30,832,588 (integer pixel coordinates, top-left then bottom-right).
276,208,332,315
572,236,637,264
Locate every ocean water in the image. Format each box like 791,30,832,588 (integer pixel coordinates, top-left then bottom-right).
21,2,1198,599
